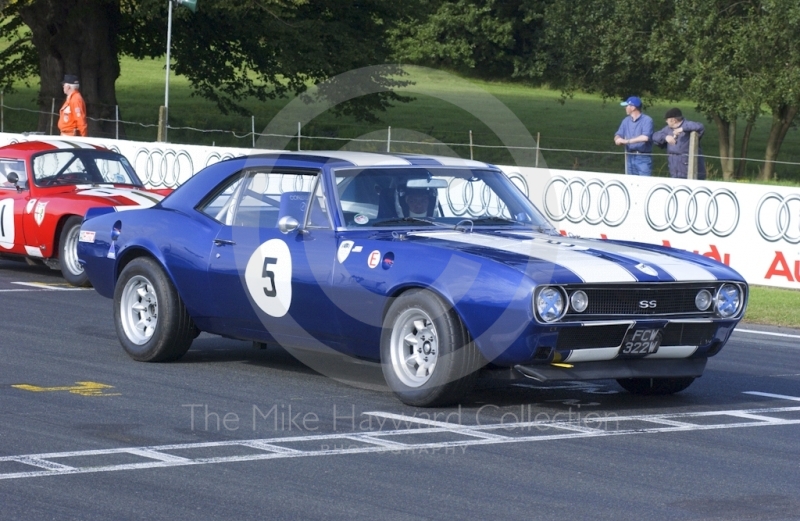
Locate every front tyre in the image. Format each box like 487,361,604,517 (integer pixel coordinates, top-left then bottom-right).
616,377,696,395
114,257,195,362
381,289,481,407
59,215,90,287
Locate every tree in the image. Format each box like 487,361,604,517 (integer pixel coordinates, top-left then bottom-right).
391,0,800,180
0,0,123,137
0,0,411,138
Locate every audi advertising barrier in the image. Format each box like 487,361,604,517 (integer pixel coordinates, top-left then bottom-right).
2,132,798,289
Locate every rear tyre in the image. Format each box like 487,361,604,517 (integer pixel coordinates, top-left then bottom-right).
616,377,696,395
114,257,195,362
381,289,481,407
59,215,90,287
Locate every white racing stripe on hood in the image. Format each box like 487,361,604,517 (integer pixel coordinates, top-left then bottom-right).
590,242,717,281
506,231,718,282
413,231,637,283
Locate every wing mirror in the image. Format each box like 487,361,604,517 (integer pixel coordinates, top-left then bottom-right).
277,215,299,234
6,172,25,192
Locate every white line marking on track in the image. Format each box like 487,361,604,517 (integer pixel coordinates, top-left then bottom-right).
0,282,92,293
2,403,800,481
743,391,800,402
735,328,800,340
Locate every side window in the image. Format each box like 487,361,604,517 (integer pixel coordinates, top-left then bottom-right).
0,159,26,189
197,174,245,224
198,169,323,228
306,177,332,229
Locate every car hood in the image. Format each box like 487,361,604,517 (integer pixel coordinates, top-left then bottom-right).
55,185,165,210
405,229,741,284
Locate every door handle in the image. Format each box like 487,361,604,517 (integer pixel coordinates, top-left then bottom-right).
214,239,236,246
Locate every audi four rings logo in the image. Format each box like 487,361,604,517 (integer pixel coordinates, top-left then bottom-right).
756,192,800,244
133,147,194,188
645,184,740,237
445,173,529,218
542,176,630,227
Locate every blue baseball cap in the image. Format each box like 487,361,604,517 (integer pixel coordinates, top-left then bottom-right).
620,96,642,108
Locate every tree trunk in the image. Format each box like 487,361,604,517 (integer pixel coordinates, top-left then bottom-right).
735,118,755,179
710,113,736,180
17,0,124,139
760,104,799,181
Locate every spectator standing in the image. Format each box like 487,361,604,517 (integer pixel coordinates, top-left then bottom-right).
58,74,88,137
614,96,653,175
652,108,706,180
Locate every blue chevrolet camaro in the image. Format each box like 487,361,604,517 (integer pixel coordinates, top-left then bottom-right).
78,152,748,406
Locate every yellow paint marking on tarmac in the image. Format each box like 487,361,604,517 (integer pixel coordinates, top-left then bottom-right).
12,381,120,397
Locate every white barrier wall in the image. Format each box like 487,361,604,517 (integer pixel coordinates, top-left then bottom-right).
501,166,800,290
3,132,799,289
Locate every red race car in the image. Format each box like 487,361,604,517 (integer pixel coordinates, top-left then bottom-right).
0,140,170,286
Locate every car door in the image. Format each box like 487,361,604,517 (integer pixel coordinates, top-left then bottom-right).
0,158,32,256
206,168,340,349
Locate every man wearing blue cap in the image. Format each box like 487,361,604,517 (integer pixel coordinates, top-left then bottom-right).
614,96,653,175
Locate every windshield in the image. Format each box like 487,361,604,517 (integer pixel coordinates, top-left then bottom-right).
32,150,143,187
334,166,553,230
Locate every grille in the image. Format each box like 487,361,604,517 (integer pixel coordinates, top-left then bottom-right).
661,322,717,346
564,284,719,319
556,325,629,350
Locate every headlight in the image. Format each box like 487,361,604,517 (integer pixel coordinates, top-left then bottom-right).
535,286,566,322
715,284,741,318
695,289,712,311
570,290,589,313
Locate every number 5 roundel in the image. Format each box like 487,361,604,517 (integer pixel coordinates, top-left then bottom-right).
245,239,292,317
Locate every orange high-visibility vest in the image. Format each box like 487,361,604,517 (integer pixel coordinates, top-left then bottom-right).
58,90,88,137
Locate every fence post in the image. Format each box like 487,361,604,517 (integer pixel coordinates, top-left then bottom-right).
535,132,540,168
49,98,56,135
297,122,301,151
387,126,391,153
251,115,255,148
469,130,473,160
624,150,629,175
1,90,4,133
115,105,119,140
157,106,167,142
688,131,699,180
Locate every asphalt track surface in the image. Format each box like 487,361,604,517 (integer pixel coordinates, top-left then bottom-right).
1,259,799,521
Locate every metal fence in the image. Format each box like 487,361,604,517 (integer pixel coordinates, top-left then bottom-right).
3,93,800,182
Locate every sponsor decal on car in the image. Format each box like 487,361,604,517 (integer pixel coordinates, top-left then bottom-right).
337,240,355,263
79,230,96,243
34,201,48,226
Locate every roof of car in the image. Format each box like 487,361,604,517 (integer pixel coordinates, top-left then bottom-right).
243,151,493,169
0,139,105,158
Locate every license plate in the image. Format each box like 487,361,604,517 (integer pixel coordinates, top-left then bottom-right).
619,328,662,357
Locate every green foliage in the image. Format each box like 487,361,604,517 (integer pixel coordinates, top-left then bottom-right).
0,0,416,122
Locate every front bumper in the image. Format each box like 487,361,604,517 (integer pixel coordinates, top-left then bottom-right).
512,357,708,382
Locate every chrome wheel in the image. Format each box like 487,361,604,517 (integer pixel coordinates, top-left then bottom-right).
62,223,83,277
59,216,89,286
390,308,439,388
119,275,158,345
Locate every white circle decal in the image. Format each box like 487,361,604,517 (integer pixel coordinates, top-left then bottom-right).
0,199,15,249
354,214,369,225
367,250,381,269
245,239,292,317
